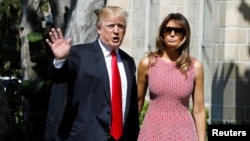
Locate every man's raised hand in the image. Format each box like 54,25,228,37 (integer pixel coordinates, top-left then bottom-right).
46,28,72,60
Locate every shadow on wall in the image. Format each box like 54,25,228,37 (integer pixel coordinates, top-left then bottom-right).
209,0,250,124
239,0,250,21
236,0,250,122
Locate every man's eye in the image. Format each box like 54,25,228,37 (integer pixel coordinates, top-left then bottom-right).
107,25,114,28
118,25,124,29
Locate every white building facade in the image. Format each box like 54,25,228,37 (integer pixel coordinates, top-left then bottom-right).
107,0,250,123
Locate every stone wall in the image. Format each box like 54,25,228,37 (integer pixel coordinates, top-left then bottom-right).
210,0,250,123
107,0,250,123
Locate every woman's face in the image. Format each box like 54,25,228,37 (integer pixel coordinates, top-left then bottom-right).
163,19,185,50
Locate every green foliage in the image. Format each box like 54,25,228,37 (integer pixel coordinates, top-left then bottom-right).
0,1,25,140
27,32,43,42
0,0,54,140
0,0,21,77
0,0,20,20
41,1,50,13
139,101,149,126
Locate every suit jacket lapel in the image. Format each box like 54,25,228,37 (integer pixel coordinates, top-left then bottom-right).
119,50,132,120
92,41,111,104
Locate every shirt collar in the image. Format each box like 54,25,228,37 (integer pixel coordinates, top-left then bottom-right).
98,39,118,57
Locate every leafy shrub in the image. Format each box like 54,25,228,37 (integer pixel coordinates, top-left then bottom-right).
139,101,149,126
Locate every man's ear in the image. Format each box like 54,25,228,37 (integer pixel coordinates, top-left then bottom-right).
96,26,101,34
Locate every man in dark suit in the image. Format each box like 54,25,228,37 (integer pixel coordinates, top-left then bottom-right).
45,6,139,141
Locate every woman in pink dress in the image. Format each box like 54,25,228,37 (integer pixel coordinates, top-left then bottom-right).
137,13,206,141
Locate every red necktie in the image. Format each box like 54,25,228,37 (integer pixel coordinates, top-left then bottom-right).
110,51,123,140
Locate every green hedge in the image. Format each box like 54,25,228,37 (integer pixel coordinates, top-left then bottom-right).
139,101,149,126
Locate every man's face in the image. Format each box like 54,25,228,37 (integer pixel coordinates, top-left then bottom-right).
97,16,126,50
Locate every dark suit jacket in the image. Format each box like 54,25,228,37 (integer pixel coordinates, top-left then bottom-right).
49,40,139,141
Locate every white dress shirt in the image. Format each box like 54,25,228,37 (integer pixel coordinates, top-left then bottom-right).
98,39,127,122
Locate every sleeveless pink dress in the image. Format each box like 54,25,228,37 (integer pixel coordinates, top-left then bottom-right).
137,57,198,141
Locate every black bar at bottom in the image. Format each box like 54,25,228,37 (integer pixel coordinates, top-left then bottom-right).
207,124,250,140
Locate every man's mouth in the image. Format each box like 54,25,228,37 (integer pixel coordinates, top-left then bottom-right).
112,37,119,42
